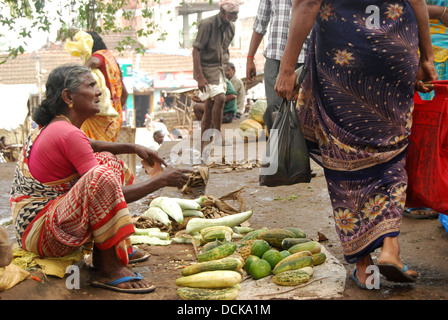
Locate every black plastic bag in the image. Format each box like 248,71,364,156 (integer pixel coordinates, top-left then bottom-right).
259,98,311,186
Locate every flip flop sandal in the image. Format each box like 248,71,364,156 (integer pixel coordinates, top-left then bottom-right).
403,207,439,219
128,247,150,264
377,263,417,283
350,267,368,290
91,272,156,294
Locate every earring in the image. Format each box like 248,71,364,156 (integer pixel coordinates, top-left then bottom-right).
69,103,74,109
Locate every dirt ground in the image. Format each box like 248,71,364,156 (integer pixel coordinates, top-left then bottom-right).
1,118,448,302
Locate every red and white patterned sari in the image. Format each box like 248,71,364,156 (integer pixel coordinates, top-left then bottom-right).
10,128,135,265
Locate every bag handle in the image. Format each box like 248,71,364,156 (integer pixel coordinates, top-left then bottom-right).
278,66,309,127
415,81,448,105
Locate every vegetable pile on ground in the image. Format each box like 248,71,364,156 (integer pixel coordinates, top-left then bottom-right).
175,212,328,299
239,100,267,141
175,211,255,300
132,188,248,239
130,196,206,245
239,228,327,286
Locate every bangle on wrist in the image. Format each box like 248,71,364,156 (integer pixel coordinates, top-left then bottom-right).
247,55,255,60
440,7,447,20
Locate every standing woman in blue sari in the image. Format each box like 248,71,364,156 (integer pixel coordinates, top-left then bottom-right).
275,0,437,288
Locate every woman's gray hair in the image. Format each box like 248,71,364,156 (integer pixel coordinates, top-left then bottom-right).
33,64,91,126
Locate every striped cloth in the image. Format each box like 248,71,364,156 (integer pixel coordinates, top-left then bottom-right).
253,0,308,63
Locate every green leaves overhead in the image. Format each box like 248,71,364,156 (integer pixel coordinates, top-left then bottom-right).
0,0,168,63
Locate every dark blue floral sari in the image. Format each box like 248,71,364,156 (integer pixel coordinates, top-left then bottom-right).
298,1,419,263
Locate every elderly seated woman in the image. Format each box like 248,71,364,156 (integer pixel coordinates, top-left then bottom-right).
10,64,190,294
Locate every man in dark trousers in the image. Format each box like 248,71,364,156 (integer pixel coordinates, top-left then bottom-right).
246,0,308,135
192,0,243,150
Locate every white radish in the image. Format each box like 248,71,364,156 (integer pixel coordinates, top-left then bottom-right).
142,207,171,226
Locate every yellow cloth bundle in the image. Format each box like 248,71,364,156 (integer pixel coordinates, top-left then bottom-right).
12,246,84,278
0,264,31,292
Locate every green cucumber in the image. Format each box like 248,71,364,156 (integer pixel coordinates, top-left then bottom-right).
272,255,314,275
288,241,321,254
182,257,244,276
197,242,237,262
281,238,312,250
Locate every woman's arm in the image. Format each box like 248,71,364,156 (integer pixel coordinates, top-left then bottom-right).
427,4,447,20
428,4,448,26
410,0,435,62
122,166,190,203
274,0,322,100
409,0,438,91
90,140,167,167
121,82,129,107
90,139,191,203
85,56,101,69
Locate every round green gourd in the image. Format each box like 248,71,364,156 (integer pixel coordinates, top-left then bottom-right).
261,249,283,269
244,255,260,273
249,259,271,280
250,239,270,258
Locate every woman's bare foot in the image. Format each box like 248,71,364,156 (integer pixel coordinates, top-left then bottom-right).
377,236,418,279
92,246,154,291
128,247,150,263
351,254,374,286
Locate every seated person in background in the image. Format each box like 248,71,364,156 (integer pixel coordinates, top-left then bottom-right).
153,130,165,146
0,136,14,161
10,64,190,294
153,118,170,136
193,79,238,123
225,62,245,118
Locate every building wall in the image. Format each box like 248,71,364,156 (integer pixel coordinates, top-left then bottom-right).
0,0,269,131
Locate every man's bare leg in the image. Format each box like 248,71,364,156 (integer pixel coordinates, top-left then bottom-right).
200,98,213,153
211,93,226,135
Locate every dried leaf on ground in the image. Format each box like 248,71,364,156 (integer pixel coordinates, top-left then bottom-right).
182,166,209,196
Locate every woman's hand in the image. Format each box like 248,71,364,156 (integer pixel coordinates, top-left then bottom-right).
158,166,191,189
122,165,191,203
415,59,438,93
441,8,448,26
134,145,167,167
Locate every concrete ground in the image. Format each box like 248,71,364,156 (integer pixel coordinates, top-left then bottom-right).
1,116,448,303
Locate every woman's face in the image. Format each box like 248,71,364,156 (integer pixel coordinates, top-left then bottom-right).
70,73,102,117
